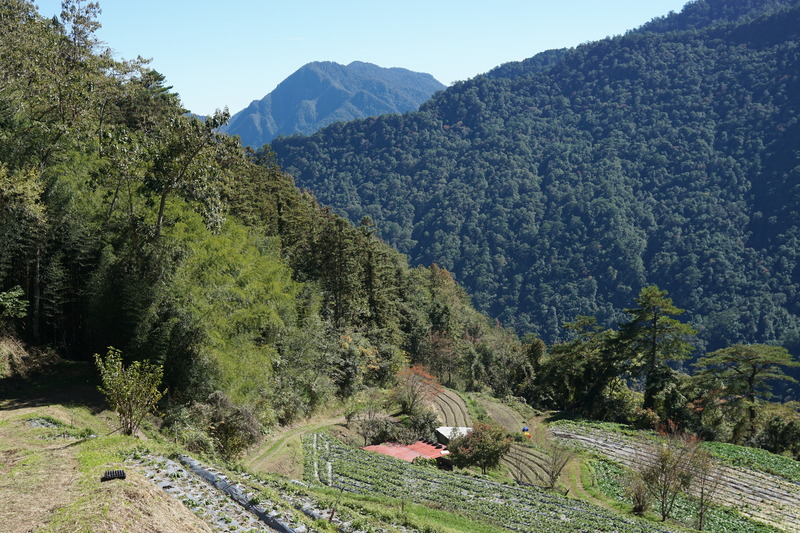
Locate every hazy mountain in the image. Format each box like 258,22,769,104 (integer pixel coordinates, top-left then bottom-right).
270,0,800,351
222,61,445,147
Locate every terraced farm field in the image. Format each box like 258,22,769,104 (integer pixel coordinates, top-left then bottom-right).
305,432,678,533
431,388,471,427
551,421,800,532
502,443,550,486
433,392,556,488
479,398,526,433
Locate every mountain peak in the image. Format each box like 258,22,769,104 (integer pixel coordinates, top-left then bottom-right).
222,61,444,147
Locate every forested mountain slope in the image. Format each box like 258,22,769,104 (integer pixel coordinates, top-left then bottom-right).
271,0,800,351
222,61,444,148
0,0,522,428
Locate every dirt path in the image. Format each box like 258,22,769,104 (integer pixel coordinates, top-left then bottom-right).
244,414,346,479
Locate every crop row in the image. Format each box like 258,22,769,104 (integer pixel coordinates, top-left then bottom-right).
589,458,781,533
550,419,800,485
304,433,677,533
432,389,471,428
503,444,550,486
551,421,800,531
702,441,800,484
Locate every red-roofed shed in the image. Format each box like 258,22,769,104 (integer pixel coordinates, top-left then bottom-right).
363,440,450,465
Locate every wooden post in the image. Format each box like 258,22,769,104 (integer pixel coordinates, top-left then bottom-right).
329,487,343,522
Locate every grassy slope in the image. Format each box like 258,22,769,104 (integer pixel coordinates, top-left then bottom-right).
0,362,210,533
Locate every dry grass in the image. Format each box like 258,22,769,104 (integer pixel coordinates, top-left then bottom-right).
43,469,213,533
0,391,211,532
0,336,61,379
0,406,82,532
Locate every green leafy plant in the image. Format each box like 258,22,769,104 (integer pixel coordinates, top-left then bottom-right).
94,347,165,436
448,422,511,475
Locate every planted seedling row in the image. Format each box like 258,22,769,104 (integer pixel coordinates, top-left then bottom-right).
305,433,677,533
551,423,800,531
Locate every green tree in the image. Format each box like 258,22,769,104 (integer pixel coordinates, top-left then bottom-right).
0,0,124,167
146,109,241,237
617,286,696,410
358,216,401,337
193,390,261,460
94,347,165,435
0,165,45,333
0,286,27,328
312,214,365,328
448,421,511,475
535,316,628,419
694,344,800,441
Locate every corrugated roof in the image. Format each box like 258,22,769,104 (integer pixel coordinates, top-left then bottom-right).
363,440,449,462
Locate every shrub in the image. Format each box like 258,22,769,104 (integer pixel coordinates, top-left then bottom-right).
197,391,261,460
630,407,661,430
625,472,651,516
407,407,439,440
94,347,164,436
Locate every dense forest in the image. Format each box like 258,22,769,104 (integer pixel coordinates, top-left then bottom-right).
271,0,800,357
1,0,799,463
221,61,445,148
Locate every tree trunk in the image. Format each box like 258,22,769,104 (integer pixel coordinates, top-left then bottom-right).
155,188,169,238
32,243,41,342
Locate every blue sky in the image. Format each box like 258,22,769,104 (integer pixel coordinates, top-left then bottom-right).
35,1,689,115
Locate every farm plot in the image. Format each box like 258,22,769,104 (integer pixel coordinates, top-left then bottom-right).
702,440,800,484
590,458,781,533
502,444,550,486
431,389,471,427
130,453,277,532
477,397,562,488
550,421,800,532
434,394,553,487
479,398,525,433
305,432,678,533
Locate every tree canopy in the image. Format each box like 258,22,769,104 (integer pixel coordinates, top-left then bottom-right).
270,0,800,356
694,343,799,439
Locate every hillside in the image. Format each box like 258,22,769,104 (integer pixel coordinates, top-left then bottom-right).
222,61,445,147
5,364,793,533
270,0,800,352
3,3,800,531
